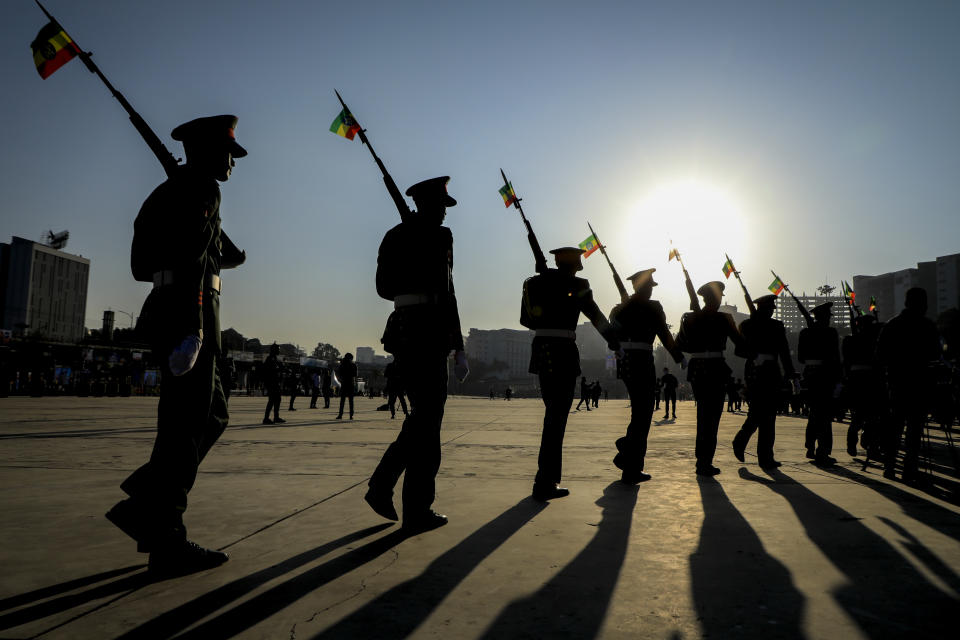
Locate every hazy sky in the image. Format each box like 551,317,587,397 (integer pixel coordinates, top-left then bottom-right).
3,1,959,355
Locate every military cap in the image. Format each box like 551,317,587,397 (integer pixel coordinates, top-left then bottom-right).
811,302,833,315
405,176,456,207
628,268,657,288
550,247,585,271
754,294,778,308
697,281,725,298
171,115,247,157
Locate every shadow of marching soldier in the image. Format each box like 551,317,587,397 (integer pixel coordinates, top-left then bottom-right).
478,482,638,639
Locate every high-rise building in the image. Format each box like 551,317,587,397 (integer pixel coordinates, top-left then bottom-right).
464,328,534,379
0,236,90,342
774,294,851,334
853,252,960,320
355,346,375,364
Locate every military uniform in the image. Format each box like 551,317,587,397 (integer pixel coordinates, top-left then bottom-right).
366,177,464,528
608,268,683,480
732,295,795,468
108,115,246,572
521,248,620,498
876,290,941,481
798,303,842,464
675,281,745,474
841,316,883,457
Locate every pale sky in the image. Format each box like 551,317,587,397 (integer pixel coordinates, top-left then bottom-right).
2,1,959,355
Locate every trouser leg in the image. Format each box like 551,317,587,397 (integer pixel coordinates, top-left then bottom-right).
536,373,576,486
693,381,724,467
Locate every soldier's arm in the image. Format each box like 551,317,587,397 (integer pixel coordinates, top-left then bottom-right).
375,229,398,301
578,287,620,350
724,313,747,354
777,325,796,376
653,303,684,362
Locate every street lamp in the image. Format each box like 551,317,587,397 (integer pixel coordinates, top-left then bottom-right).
110,308,135,328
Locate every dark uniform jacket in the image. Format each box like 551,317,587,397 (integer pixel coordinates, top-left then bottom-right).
798,324,842,383
377,219,463,355
520,269,617,376
738,314,794,384
675,309,744,383
131,166,243,354
609,296,682,379
337,360,358,392
876,309,940,387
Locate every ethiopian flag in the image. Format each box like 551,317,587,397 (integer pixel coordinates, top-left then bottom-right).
722,258,735,279
498,182,517,207
31,21,80,79
668,248,680,262
329,108,361,140
869,296,877,313
842,280,855,303
768,277,785,295
579,234,599,258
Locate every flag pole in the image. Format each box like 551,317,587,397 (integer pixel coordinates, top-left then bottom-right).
334,90,412,220
33,0,180,176
501,169,547,273
587,221,628,301
726,253,756,314
771,269,813,328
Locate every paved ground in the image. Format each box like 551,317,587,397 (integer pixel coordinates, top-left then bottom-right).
1,395,958,639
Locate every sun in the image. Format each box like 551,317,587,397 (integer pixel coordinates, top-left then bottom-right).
626,178,748,272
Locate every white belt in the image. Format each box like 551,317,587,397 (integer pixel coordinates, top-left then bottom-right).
850,365,873,371
535,329,577,339
753,353,776,363
621,341,652,351
153,271,221,293
804,359,824,365
394,294,442,309
690,351,724,359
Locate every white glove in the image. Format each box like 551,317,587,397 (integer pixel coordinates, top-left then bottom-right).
169,335,202,376
453,350,470,382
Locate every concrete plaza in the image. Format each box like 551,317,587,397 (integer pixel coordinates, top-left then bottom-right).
1,395,958,639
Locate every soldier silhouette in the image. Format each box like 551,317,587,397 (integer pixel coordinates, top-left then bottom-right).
364,177,468,532
798,302,842,465
520,247,621,500
661,367,679,419
731,294,795,468
675,281,746,475
842,314,884,457
877,288,941,483
609,268,685,482
106,115,247,576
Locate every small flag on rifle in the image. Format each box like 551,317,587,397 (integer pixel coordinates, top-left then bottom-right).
768,277,785,295
722,258,735,279
579,234,599,258
869,296,877,313
842,280,855,304
329,108,361,140
668,248,680,262
498,182,517,208
31,21,80,79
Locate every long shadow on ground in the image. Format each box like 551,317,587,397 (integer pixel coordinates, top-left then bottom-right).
741,467,958,638
311,497,547,639
115,523,391,639
476,482,638,640
691,475,806,639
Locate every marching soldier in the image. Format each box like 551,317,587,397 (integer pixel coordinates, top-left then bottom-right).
364,177,468,532
877,288,941,483
106,115,247,575
798,302,842,465
842,315,884,457
521,247,621,500
609,268,685,482
675,281,746,475
732,294,795,468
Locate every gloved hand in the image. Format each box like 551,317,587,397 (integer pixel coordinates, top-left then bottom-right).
169,334,202,376
453,350,470,382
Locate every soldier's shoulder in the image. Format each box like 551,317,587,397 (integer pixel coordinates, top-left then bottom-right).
572,276,591,290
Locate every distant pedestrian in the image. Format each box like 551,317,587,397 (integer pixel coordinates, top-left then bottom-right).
261,344,285,425
309,370,320,408
384,360,408,419
336,353,357,420
575,376,591,411
661,368,678,419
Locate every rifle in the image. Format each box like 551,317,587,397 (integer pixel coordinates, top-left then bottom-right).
671,246,701,312
34,1,180,178
843,281,863,332
587,222,628,302
335,90,412,221
726,253,756,314
771,270,813,328
500,169,547,273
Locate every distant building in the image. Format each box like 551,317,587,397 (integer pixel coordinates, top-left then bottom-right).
854,252,960,320
464,328,534,379
0,236,90,342
774,294,850,334
355,346,375,364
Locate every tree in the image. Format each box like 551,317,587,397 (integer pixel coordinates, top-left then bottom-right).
312,342,341,361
